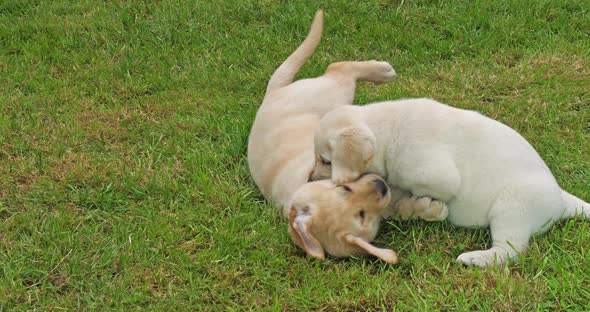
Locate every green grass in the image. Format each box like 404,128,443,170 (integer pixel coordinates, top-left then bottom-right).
1,0,589,310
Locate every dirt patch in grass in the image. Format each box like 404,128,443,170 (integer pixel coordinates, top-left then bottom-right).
51,151,123,184
528,54,589,80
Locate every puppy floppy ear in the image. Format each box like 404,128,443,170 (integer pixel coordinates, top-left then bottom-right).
329,126,376,184
288,206,325,260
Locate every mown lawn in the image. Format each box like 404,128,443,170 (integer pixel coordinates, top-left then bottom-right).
1,0,589,310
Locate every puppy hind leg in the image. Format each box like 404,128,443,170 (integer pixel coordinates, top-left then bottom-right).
456,225,531,268
324,61,397,84
456,193,545,268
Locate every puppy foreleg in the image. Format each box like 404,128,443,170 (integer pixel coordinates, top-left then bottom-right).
456,183,560,268
398,152,461,203
456,201,533,267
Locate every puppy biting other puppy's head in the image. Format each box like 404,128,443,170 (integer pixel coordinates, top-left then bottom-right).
311,107,376,184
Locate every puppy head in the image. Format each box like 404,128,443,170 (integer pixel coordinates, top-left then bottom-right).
287,174,397,263
311,111,376,184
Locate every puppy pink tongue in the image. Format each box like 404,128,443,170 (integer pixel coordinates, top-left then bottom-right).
345,234,398,264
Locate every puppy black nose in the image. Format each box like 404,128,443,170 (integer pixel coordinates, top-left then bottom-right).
373,179,388,197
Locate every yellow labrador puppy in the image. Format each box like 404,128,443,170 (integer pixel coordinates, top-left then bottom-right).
248,11,440,262
312,98,590,267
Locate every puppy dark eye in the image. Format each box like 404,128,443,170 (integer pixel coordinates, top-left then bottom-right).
320,157,331,166
340,185,352,192
359,210,365,219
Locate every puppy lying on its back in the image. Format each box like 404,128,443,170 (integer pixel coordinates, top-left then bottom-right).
248,11,404,262
312,98,590,267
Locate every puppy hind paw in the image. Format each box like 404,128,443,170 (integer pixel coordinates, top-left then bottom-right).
367,61,396,83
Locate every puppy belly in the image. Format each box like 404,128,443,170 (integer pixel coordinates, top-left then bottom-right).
446,198,491,227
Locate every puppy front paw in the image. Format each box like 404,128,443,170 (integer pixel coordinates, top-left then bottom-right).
400,196,448,221
421,200,448,221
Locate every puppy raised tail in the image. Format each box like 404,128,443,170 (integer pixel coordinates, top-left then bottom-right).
264,10,323,97
561,189,590,219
